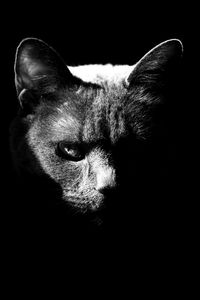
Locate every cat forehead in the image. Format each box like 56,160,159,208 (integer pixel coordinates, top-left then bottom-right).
37,86,128,144
68,64,134,86
35,65,133,143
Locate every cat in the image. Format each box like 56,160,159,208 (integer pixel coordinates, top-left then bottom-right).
10,37,183,232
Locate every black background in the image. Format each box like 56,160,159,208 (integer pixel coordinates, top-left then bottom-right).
1,4,197,296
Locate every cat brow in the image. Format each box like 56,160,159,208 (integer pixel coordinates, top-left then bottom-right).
48,113,82,142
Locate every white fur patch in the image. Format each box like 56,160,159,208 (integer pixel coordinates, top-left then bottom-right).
68,64,134,85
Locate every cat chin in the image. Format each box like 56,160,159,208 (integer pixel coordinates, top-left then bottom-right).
63,194,104,213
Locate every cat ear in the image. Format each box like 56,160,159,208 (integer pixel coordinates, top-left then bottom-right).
127,39,183,90
14,38,75,106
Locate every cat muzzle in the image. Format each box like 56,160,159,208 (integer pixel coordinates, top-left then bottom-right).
95,166,116,194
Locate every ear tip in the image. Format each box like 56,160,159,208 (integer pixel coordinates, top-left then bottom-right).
159,38,184,53
17,37,46,47
15,38,53,70
16,37,48,55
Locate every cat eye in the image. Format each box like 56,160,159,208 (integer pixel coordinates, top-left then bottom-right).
57,142,84,161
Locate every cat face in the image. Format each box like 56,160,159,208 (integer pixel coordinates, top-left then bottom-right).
12,38,183,213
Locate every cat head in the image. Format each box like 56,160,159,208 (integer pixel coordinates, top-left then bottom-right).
13,38,183,213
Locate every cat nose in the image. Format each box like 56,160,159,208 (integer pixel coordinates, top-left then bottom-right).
95,166,116,193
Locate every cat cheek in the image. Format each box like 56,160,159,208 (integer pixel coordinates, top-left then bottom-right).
63,163,83,183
